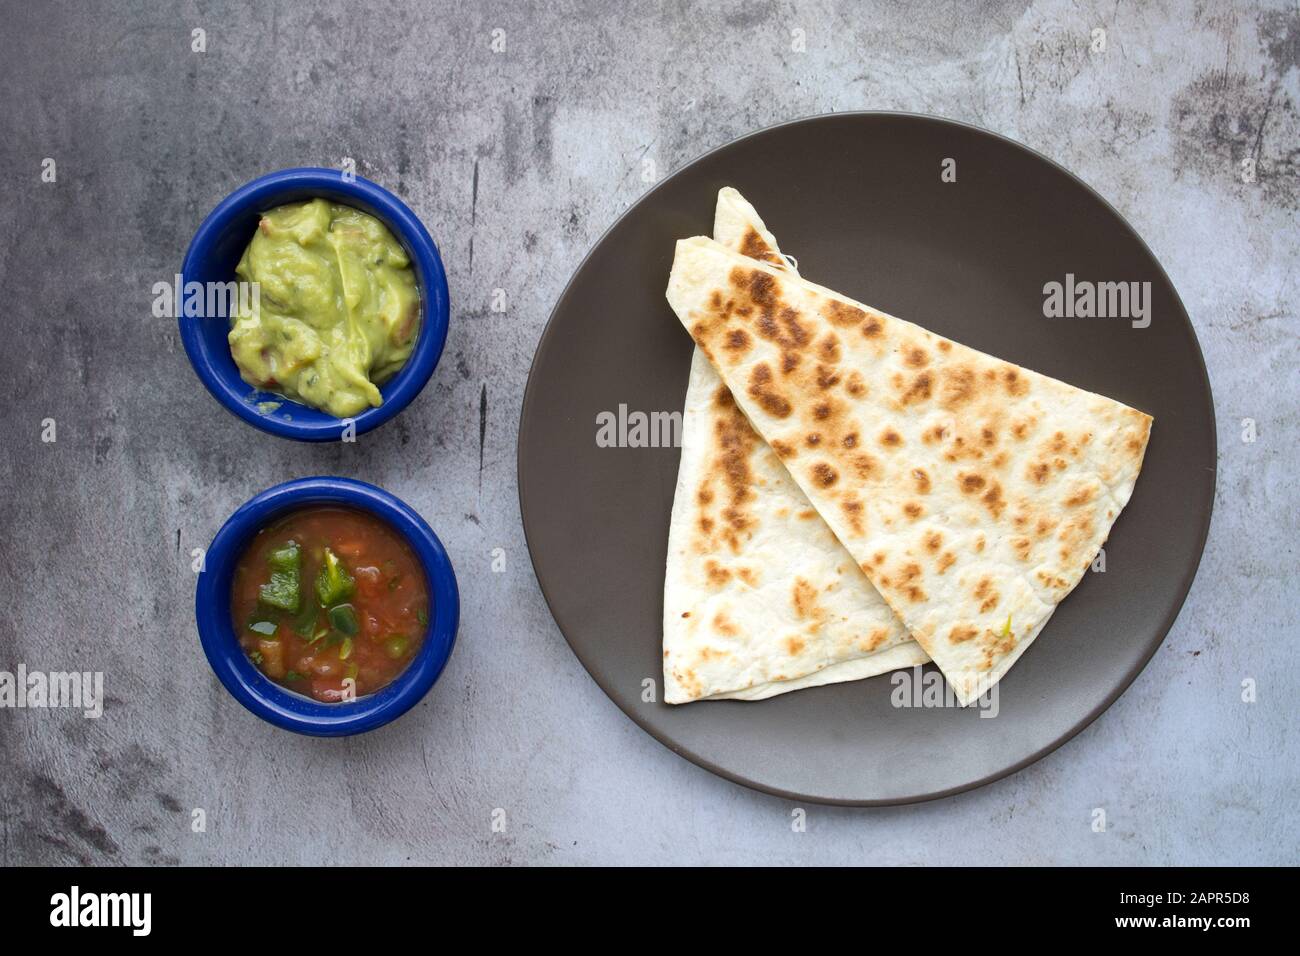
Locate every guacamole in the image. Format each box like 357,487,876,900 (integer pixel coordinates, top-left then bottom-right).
228,198,420,418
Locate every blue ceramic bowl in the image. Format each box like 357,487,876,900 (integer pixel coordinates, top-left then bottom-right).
196,478,459,736
179,168,450,441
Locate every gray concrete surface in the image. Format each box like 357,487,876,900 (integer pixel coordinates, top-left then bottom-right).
0,0,1296,866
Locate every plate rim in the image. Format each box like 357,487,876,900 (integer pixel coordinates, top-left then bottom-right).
517,110,1218,807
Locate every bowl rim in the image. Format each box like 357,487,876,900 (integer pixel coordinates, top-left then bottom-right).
179,167,450,442
195,477,459,736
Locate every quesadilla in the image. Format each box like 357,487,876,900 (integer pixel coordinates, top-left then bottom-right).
666,235,1152,705
663,189,927,704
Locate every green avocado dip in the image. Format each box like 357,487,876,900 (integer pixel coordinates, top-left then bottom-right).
228,198,420,418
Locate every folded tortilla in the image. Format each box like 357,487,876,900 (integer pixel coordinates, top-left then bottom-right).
666,235,1152,705
663,189,928,704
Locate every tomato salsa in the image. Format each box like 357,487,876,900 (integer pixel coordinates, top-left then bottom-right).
230,507,429,702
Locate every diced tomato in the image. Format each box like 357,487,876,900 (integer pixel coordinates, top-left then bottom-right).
334,540,363,559
354,565,384,600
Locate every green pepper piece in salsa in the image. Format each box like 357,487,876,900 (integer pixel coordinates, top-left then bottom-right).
315,547,355,606
328,603,359,635
258,542,302,612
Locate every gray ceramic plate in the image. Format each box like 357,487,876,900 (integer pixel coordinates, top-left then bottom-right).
518,113,1215,806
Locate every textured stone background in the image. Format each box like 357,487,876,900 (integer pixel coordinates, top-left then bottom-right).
0,0,1295,865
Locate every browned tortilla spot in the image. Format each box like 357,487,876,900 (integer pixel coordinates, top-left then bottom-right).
724,328,751,352
756,305,811,352
811,462,838,488
791,578,817,620
705,560,731,586
901,371,933,405
1011,417,1036,440
981,480,1006,518
1064,484,1096,508
827,300,868,327
841,497,865,534
850,454,878,479
818,335,842,362
747,363,793,418
815,364,841,390
736,268,775,306
939,365,977,410
949,625,979,644
974,577,1000,613
698,395,761,553
740,228,775,262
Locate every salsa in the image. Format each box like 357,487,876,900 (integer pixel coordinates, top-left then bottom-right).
230,506,429,702
228,198,421,418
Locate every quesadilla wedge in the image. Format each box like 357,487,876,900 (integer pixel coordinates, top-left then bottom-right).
666,235,1152,705
663,189,927,704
